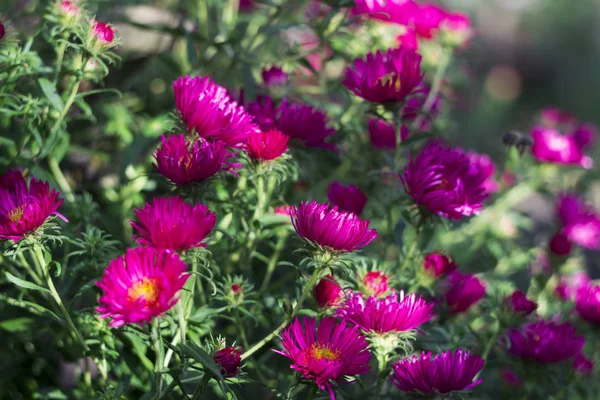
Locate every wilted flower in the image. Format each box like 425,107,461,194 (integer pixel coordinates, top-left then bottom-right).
314,275,344,308
343,48,423,104
549,232,572,256
422,252,457,277
555,272,590,301
504,290,538,316
0,170,66,242
130,197,216,251
359,271,392,298
327,182,367,216
556,195,600,250
214,345,242,377
506,320,584,363
575,283,600,324
96,248,189,327
390,349,484,394
261,66,288,87
91,21,115,44
153,134,235,185
290,201,377,253
245,129,290,161
401,143,489,220
531,126,593,169
275,99,336,150
573,353,594,375
274,317,371,398
444,271,486,313
173,75,257,147
336,291,434,335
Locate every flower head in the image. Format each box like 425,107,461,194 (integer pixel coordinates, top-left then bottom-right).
422,252,457,277
506,320,584,363
504,290,538,315
173,76,257,147
153,134,235,185
327,182,367,216
314,275,344,308
413,3,446,38
401,143,489,220
573,353,594,375
290,201,377,252
60,1,79,17
575,283,600,324
359,271,392,298
261,66,288,87
275,99,336,150
131,197,216,251
444,271,486,313
549,231,572,256
556,195,600,250
368,119,408,149
343,48,423,104
555,272,590,301
531,126,592,169
462,150,498,194
0,170,65,242
572,123,597,150
352,0,420,25
96,248,189,327
274,317,371,397
92,21,115,43
245,129,289,161
336,291,434,335
390,349,484,394
214,345,242,377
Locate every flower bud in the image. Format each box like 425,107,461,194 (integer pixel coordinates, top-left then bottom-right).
549,232,572,256
439,12,473,48
423,252,456,277
60,1,79,18
214,345,242,377
261,66,288,87
314,275,343,308
504,290,537,315
327,181,367,216
444,271,486,313
573,353,594,376
359,271,391,298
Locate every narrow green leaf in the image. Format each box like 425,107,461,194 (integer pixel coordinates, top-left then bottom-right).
38,78,64,111
0,317,34,332
5,272,51,294
181,343,224,381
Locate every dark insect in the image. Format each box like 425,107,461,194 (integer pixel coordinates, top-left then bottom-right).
503,130,533,154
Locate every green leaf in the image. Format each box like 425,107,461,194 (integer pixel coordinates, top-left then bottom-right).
0,317,34,332
5,272,50,294
181,342,224,381
38,78,64,111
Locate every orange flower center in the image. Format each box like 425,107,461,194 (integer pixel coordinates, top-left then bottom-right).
308,342,341,362
376,73,402,91
128,278,160,306
7,205,25,223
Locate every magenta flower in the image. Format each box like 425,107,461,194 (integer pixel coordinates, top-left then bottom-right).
444,271,486,313
506,320,584,363
246,95,278,131
504,290,538,315
390,349,484,394
397,28,418,50
60,1,79,16
274,317,371,398
540,107,576,128
402,88,443,131
335,291,434,335
401,143,489,220
214,345,242,377
261,66,288,87
555,272,590,301
92,21,115,43
130,197,216,251
173,75,257,147
359,271,391,298
573,353,594,375
343,48,423,104
153,134,235,185
275,99,336,150
462,150,499,194
575,283,600,324
96,247,189,327
549,232,572,256
0,170,66,242
413,3,446,38
352,0,420,25
274,205,292,216
314,275,344,308
422,252,457,277
531,126,592,169
0,20,5,41
556,195,600,250
245,129,290,161
290,201,377,252
327,182,367,216
368,119,406,149
572,123,597,150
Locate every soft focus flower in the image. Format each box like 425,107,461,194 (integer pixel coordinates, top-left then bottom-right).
575,283,600,324
549,232,572,256
130,197,216,251
239,0,255,12
402,88,443,132
359,271,391,298
274,99,336,150
336,291,434,335
439,12,473,48
462,150,499,194
314,275,344,308
397,28,418,50
0,20,5,41
0,170,66,242
573,353,594,375
173,75,257,147
500,369,521,386
274,205,292,216
290,201,377,252
422,252,457,277
327,182,367,216
531,126,592,169
572,123,597,150
556,195,600,250
504,290,538,315
401,143,489,220
507,320,584,363
60,1,79,17
352,0,420,25
368,119,400,149
390,349,484,394
413,3,446,38
343,48,423,104
153,134,235,185
274,317,371,398
245,129,290,161
96,248,189,327
92,21,115,43
214,345,242,377
444,271,486,313
540,107,576,128
261,66,288,87
555,272,590,301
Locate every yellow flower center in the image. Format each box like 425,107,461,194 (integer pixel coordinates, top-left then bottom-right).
128,278,160,306
308,342,341,362
7,205,25,223
376,73,402,91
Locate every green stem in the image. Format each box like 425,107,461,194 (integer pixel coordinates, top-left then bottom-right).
51,78,81,135
17,251,45,287
53,38,68,85
477,322,500,379
259,231,289,294
253,172,266,221
152,319,164,397
374,376,385,400
235,309,250,350
307,385,318,400
48,156,74,202
399,221,423,271
241,265,326,361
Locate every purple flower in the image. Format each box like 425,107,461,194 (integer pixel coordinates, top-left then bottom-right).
275,99,336,150
245,128,290,161
444,271,486,313
327,182,367,216
555,272,590,301
390,349,484,394
367,119,410,149
507,320,584,363
290,201,377,252
549,232,572,256
573,353,594,375
575,283,600,325
335,291,435,335
422,252,457,277
531,126,592,169
400,143,489,220
343,48,424,104
214,345,242,377
261,66,288,87
173,75,258,147
572,123,597,150
556,195,600,250
462,150,499,194
504,290,538,315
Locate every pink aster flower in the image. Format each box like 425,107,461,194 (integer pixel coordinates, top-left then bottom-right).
214,345,242,377
327,182,367,216
422,252,457,277
444,271,486,313
573,353,594,375
368,119,409,149
549,231,572,256
130,196,216,251
290,201,377,252
314,275,344,308
506,320,584,363
413,3,446,38
153,134,236,185
400,143,489,220
261,66,288,87
572,123,597,150
274,317,371,399
245,129,290,161
390,349,484,394
575,283,600,325
275,99,336,150
359,271,391,298
336,291,434,335
92,21,115,43
397,28,418,50
60,1,79,17
504,290,538,316
352,0,420,25
343,47,423,104
462,150,499,194
531,126,592,169
555,272,590,301
0,170,66,242
540,107,576,129
96,247,189,327
173,75,257,147
556,195,600,250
